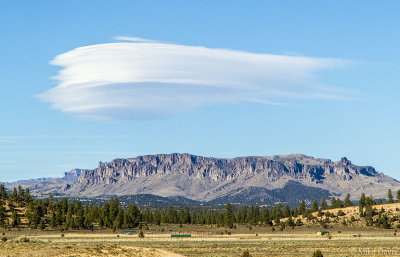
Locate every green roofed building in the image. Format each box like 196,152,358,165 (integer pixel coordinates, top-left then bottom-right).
171,234,191,238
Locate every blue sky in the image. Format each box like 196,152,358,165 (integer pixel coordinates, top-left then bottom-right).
1,1,399,181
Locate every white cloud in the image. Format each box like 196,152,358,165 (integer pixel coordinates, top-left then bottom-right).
38,37,349,120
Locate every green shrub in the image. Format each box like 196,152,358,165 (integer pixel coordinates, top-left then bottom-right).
16,235,30,242
241,249,251,257
312,250,323,257
139,231,144,238
337,210,345,216
1,236,7,242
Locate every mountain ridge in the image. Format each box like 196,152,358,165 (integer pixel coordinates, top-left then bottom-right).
4,153,399,204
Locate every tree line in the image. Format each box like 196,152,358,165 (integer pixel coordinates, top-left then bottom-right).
1,184,399,231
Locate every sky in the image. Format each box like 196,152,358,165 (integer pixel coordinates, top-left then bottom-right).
0,1,399,182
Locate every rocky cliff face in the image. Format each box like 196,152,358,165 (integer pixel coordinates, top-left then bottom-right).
58,153,399,202
76,154,375,184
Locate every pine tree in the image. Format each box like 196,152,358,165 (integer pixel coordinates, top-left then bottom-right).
286,216,294,227
166,205,177,223
387,189,394,204
283,205,291,218
180,207,191,224
261,209,272,226
11,210,21,228
248,206,255,225
0,184,7,199
237,206,248,224
50,212,58,228
24,188,32,203
365,195,376,206
10,188,18,202
113,207,124,230
0,205,6,228
320,196,328,210
359,193,366,214
311,199,319,212
298,200,306,215
17,185,25,203
224,203,235,228
39,219,46,230
359,193,366,206
344,194,353,207
254,206,260,223
397,189,400,203
109,198,120,222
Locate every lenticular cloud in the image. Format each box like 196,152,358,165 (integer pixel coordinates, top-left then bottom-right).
38,37,347,120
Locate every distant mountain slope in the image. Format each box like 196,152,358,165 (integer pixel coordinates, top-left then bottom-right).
5,154,400,205
4,169,84,195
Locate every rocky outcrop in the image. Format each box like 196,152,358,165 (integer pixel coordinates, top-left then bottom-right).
59,153,399,201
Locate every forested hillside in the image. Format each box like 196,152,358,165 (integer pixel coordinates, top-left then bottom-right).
1,184,400,232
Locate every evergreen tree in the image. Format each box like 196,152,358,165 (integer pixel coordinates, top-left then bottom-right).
109,198,120,222
180,207,191,224
320,196,328,210
166,205,178,223
273,204,283,224
359,193,366,215
286,216,294,227
50,212,58,228
24,188,32,203
365,195,375,206
10,188,18,202
344,194,353,207
0,184,7,199
387,189,394,204
397,189,400,203
224,203,235,228
11,210,21,228
283,205,291,218
248,206,256,225
113,207,124,230
17,185,25,203
39,219,46,230
124,204,141,228
254,206,260,223
261,209,272,226
0,205,6,228
311,198,319,212
237,206,248,224
298,200,306,215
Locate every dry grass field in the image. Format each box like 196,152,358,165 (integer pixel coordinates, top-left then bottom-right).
2,202,400,256
1,224,400,256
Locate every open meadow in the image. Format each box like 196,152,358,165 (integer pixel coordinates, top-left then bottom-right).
1,225,400,256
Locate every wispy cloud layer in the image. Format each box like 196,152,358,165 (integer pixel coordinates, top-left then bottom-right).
38,37,349,120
